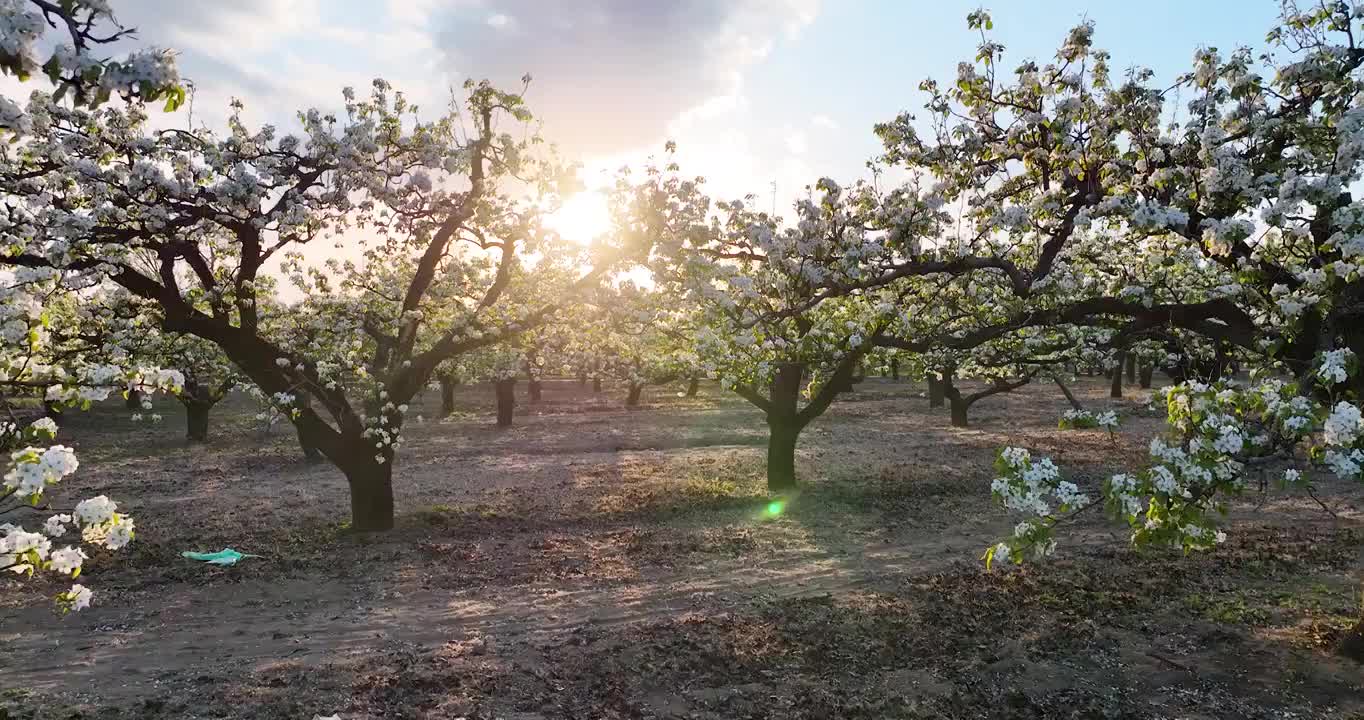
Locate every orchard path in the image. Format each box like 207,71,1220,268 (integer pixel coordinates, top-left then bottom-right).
2,521,1003,699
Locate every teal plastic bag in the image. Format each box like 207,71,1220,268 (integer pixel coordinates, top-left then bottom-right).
180,548,260,566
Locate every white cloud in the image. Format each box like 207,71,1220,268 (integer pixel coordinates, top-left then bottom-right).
80,0,833,219
433,0,821,156
811,114,838,130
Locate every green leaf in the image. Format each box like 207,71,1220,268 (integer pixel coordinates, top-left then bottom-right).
163,85,187,112
42,55,62,83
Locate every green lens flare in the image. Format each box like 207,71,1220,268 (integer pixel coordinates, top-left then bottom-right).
765,500,785,517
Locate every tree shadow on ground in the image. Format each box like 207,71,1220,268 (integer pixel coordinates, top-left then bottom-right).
53,523,1360,720
8,378,1364,719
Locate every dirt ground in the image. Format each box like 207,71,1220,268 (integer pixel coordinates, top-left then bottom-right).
2,377,1362,719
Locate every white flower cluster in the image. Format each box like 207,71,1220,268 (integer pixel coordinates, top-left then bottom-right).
1317,348,1356,386
247,387,300,430
985,448,1091,568
1323,401,1362,447
1058,408,1120,432
43,365,184,407
362,387,410,464
0,0,180,137
4,444,78,497
1,418,134,612
1096,372,1364,554
1323,448,1364,478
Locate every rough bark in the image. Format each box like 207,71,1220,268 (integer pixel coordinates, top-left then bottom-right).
125,389,143,411
626,383,643,407
686,375,700,397
938,372,957,409
948,394,970,427
1125,353,1137,383
946,377,1032,428
528,378,542,403
1110,350,1127,398
1054,377,1083,411
495,378,516,427
890,358,900,381
765,362,804,493
345,458,394,532
1340,619,1364,663
592,376,602,393
293,393,323,462
439,375,457,417
1346,324,1364,401
1138,363,1154,389
928,376,945,408
766,419,799,493
184,401,212,442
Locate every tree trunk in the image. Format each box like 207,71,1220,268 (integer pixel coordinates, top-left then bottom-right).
765,363,805,493
1138,363,1154,389
185,401,211,442
1346,325,1364,401
294,394,323,462
297,425,322,462
626,383,643,407
592,376,602,393
766,419,799,493
890,358,900,381
928,376,945,408
578,371,588,387
1054,377,1083,411
495,378,516,427
439,376,457,417
937,372,957,410
1125,353,1137,383
345,459,394,532
1209,344,1231,382
1110,350,1126,398
125,389,143,411
948,392,970,427
945,379,1031,428
686,375,700,397
1339,618,1364,663
528,378,542,404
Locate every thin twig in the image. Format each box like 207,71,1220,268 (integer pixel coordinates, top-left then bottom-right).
1146,651,1197,674
1305,484,1339,519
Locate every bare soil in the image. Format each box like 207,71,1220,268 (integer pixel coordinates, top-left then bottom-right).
2,377,1362,719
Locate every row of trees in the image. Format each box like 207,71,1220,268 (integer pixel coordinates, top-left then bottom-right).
4,1,1364,650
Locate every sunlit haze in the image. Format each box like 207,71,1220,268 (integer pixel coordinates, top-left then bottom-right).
546,190,612,245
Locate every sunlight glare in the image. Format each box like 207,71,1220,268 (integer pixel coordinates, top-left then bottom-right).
548,191,611,245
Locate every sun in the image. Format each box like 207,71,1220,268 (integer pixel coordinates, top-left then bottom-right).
547,190,611,245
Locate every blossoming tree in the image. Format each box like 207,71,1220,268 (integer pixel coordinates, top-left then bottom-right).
635,164,898,491
1,60,644,529
2,0,186,609
838,3,1364,653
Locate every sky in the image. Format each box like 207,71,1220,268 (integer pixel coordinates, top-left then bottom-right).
83,1,1285,229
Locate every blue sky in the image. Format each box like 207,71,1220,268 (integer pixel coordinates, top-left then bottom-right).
93,1,1286,222
727,1,1282,201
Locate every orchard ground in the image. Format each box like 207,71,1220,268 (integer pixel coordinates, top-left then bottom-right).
2,378,1363,720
